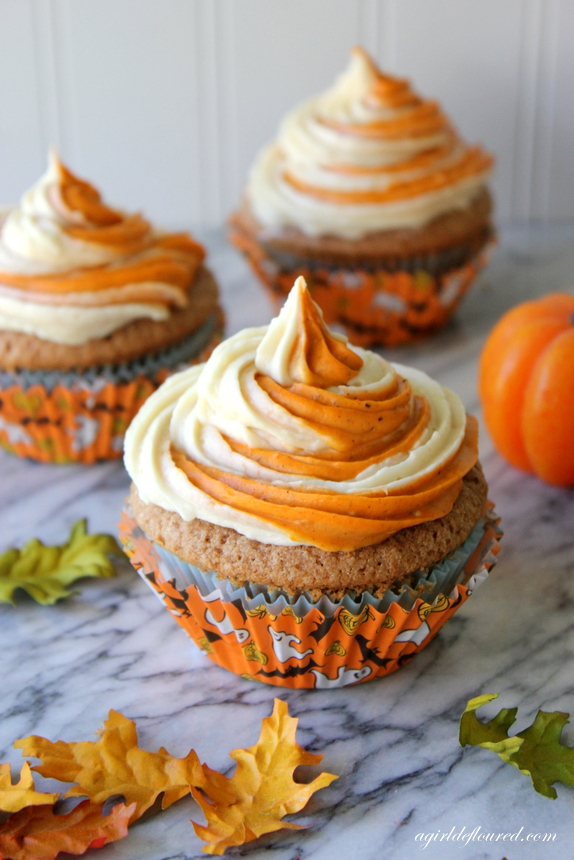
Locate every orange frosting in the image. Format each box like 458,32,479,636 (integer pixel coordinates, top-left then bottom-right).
0,156,204,308
319,101,445,140
172,420,476,551
284,148,492,207
250,46,494,233
283,281,363,386
169,280,478,551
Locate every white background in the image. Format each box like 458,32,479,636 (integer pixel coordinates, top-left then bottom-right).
1,0,573,229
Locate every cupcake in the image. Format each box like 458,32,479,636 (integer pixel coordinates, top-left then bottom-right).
0,152,223,463
120,277,501,689
230,47,494,347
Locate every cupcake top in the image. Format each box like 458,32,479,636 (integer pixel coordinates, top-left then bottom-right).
0,152,205,345
125,277,478,552
246,47,493,240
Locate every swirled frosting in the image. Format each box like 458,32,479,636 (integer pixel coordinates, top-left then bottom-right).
0,152,205,344
247,47,493,239
125,276,478,551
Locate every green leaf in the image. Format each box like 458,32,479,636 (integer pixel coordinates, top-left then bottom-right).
513,711,574,799
0,519,124,605
460,694,522,762
460,693,574,799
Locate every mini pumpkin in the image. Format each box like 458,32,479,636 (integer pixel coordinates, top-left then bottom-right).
479,292,574,487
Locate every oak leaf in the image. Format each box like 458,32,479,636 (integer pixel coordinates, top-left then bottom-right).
15,710,204,822
191,698,337,855
0,519,123,605
0,762,59,814
460,693,574,799
0,799,134,860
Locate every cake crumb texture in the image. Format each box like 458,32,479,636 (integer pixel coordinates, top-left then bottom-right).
0,266,220,371
129,464,488,595
233,188,493,267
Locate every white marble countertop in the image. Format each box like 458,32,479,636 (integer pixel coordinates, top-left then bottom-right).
1,226,573,860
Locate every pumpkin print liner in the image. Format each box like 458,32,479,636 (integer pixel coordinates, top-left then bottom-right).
230,47,494,346
119,502,501,689
123,277,502,688
0,152,223,463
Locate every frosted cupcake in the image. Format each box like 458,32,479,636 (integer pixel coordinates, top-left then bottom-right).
121,278,501,689
0,152,223,463
230,47,494,346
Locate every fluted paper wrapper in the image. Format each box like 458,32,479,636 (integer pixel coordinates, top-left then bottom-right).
119,503,502,689
0,314,221,464
229,223,494,347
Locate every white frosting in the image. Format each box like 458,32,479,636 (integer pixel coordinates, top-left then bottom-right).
247,49,491,239
125,282,466,546
0,153,124,274
254,276,350,386
0,152,182,345
0,295,167,346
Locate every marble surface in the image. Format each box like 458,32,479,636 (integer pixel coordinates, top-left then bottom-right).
1,226,573,860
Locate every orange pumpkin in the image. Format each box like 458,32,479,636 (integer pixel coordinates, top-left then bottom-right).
479,292,574,486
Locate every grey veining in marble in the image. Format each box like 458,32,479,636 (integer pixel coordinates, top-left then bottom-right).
1,226,573,860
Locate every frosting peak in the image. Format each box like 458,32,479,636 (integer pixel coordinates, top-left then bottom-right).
0,152,205,345
349,47,416,109
125,280,478,552
256,276,363,387
51,151,124,225
246,47,493,238
49,154,151,255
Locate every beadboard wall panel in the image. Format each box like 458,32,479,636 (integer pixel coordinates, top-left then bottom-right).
226,0,367,216
0,0,572,228
547,0,574,221
0,1,44,204
385,0,524,223
51,1,204,226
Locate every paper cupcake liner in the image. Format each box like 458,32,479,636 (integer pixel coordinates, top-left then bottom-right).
229,225,494,347
0,314,222,464
0,311,222,393
119,503,502,689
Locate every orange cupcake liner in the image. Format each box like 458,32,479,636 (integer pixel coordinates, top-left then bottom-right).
0,328,222,464
119,504,502,689
229,226,493,347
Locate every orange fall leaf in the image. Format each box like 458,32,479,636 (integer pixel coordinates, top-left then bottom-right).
0,799,134,860
11,701,338,855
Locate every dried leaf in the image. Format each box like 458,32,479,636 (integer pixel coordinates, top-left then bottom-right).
15,710,204,822
460,693,574,799
0,519,123,605
191,698,337,855
0,799,134,860
0,763,59,814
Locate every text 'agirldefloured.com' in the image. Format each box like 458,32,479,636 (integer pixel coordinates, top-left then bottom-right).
415,825,557,850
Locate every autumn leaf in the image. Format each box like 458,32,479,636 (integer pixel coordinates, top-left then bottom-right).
460,694,521,751
0,762,59,814
12,705,338,855
191,698,338,855
0,799,134,860
460,693,574,799
15,710,204,822
0,519,123,605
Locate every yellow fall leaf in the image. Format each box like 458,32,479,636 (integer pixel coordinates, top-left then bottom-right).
0,761,59,814
191,698,337,855
15,710,205,822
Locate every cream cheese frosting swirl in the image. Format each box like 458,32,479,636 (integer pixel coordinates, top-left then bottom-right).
0,152,205,345
247,47,493,239
125,277,478,551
